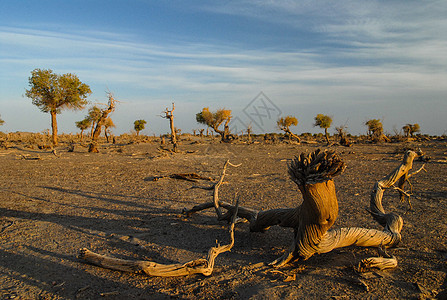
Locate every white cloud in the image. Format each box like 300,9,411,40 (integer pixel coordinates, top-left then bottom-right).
1,0,446,135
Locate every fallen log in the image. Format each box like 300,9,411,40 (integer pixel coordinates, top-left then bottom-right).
79,201,238,277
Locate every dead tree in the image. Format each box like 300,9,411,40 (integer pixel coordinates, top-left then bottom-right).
277,116,300,143
88,93,117,153
335,125,352,147
185,149,425,270
247,125,252,144
161,103,178,152
365,119,390,143
79,150,425,277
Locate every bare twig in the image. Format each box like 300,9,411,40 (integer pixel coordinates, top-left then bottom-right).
213,160,240,219
407,164,426,179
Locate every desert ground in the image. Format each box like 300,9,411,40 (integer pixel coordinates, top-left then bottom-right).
0,136,446,299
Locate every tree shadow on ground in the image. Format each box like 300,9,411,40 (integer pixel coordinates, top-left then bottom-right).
0,247,171,299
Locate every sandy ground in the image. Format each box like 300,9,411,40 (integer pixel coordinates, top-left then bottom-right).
0,139,446,299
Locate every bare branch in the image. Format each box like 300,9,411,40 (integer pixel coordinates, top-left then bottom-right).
79,199,239,277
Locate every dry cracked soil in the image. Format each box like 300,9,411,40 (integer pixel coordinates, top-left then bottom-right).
0,139,446,299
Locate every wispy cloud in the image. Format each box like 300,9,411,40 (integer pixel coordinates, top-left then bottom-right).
3,24,444,93
0,0,446,135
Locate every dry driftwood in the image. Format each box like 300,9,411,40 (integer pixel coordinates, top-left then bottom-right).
183,160,241,220
184,149,425,270
80,149,424,277
79,201,238,277
78,160,241,277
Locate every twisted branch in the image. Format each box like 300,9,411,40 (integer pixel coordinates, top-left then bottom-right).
79,200,239,277
184,149,424,272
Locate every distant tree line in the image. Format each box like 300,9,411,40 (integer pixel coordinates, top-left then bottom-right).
17,68,430,151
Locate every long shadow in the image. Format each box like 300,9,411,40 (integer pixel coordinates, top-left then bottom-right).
0,204,242,264
40,185,195,209
0,247,171,299
5,185,195,225
1,185,293,267
41,186,156,208
419,190,447,200
1,188,155,225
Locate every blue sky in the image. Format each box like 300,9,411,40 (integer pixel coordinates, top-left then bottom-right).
1,0,446,136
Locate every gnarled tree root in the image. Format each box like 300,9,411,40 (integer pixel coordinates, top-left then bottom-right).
271,150,421,270
184,149,424,272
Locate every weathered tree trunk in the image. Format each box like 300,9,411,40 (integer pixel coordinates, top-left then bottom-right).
247,126,252,143
285,128,300,143
105,129,111,143
213,126,225,142
169,115,177,152
268,150,344,265
161,103,178,152
324,128,329,144
90,123,96,139
50,110,58,146
79,149,425,278
223,118,231,141
213,118,234,143
184,149,424,270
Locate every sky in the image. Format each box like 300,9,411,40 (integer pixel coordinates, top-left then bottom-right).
0,0,446,136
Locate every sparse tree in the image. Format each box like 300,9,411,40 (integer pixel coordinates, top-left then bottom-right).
314,114,332,144
335,125,352,147
403,123,420,138
247,125,252,144
88,93,117,153
196,107,233,142
161,103,178,152
25,68,91,146
277,116,300,143
365,119,390,142
87,106,102,138
365,119,382,136
411,123,420,136
0,115,4,126
134,119,147,136
75,118,91,142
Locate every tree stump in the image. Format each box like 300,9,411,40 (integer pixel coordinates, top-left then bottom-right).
185,149,424,270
